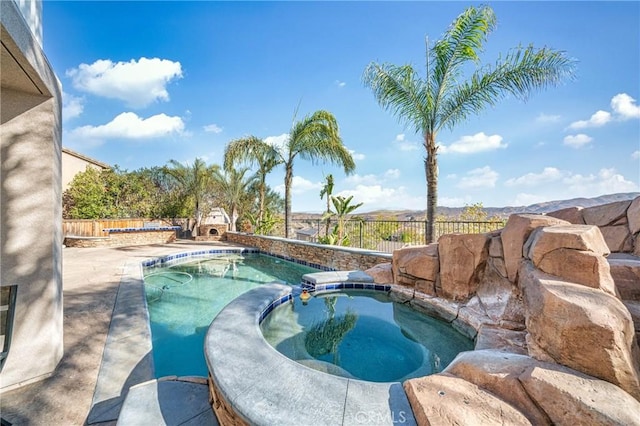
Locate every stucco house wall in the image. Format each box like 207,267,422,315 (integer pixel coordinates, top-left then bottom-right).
1,0,64,391
62,147,110,190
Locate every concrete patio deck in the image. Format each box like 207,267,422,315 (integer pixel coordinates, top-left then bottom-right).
0,240,232,425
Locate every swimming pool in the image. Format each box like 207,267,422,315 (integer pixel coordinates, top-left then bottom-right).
261,290,474,382
143,252,320,377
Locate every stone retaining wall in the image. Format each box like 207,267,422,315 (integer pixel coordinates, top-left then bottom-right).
64,230,177,248
225,232,392,271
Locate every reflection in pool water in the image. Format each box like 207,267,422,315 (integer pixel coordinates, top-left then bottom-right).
143,253,319,377
261,291,474,383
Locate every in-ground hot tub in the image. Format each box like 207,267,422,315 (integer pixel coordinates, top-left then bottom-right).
204,271,476,425
260,289,473,383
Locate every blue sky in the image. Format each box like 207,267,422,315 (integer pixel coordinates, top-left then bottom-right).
44,1,640,213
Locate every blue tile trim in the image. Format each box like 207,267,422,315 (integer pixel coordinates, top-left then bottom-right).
104,226,182,233
142,248,335,272
259,294,293,323
302,282,391,294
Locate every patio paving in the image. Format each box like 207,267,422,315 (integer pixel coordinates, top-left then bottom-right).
0,240,231,425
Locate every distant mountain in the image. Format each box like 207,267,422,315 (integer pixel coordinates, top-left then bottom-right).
293,192,639,221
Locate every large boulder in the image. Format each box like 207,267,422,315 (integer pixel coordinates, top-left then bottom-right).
392,244,439,295
628,197,640,235
600,224,634,252
524,225,615,294
520,262,640,400
608,254,640,301
546,206,585,224
583,199,632,227
519,363,640,425
403,373,532,425
438,233,490,301
477,259,524,325
474,325,527,354
501,214,568,283
364,262,393,284
444,350,551,425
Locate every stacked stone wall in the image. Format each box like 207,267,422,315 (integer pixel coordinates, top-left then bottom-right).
225,232,391,271
64,230,177,248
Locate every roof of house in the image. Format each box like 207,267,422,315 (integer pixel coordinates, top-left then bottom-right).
62,147,110,169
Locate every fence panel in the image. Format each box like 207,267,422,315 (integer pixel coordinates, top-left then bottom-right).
62,218,180,237
290,219,506,253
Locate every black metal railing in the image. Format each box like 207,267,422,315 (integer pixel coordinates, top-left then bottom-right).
287,219,506,253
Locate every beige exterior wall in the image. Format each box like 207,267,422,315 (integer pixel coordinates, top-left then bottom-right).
62,149,109,190
1,0,64,391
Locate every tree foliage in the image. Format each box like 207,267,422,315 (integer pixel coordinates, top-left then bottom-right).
363,5,576,243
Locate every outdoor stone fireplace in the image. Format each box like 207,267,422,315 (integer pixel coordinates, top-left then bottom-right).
195,224,229,241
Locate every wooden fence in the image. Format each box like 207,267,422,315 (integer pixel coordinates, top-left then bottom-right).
62,218,182,237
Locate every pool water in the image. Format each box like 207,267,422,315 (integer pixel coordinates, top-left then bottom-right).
143,253,319,377
261,291,474,382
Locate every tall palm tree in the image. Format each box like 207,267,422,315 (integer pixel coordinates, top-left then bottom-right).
277,110,355,238
224,136,281,228
212,167,256,232
363,5,576,243
319,174,334,237
163,158,218,236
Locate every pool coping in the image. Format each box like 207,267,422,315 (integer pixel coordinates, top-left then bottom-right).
205,283,417,426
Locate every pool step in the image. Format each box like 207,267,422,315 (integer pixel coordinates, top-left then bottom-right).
116,377,218,426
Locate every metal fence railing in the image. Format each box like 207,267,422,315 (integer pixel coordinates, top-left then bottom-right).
288,219,506,253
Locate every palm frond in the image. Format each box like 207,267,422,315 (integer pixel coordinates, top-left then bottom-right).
431,5,496,118
223,136,281,173
438,45,577,130
289,110,355,174
363,62,431,134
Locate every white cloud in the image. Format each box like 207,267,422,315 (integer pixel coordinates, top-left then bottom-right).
335,80,346,88
264,133,289,158
394,134,419,151
505,167,564,187
348,148,365,161
275,175,321,195
535,113,561,124
568,110,611,130
384,169,400,179
457,166,499,189
66,57,183,108
611,93,640,120
203,124,223,133
336,185,425,210
563,133,593,148
345,174,380,186
632,150,640,160
69,112,185,141
62,92,84,121
439,132,507,154
563,168,638,194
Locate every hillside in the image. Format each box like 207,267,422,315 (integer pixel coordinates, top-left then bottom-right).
293,192,639,221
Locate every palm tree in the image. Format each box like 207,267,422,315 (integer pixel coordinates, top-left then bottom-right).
163,158,218,236
322,195,363,246
212,167,256,232
277,110,355,238
319,174,334,237
363,5,576,243
224,136,281,228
